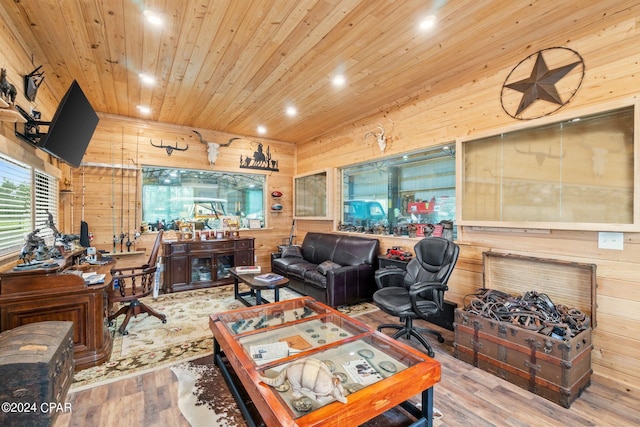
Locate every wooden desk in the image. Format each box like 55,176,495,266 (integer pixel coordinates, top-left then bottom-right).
209,297,440,427
0,258,114,370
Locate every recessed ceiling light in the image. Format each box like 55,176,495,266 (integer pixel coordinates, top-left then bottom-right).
257,125,267,135
143,10,164,26
419,15,437,31
138,73,155,85
332,75,346,87
285,106,297,117
137,105,151,115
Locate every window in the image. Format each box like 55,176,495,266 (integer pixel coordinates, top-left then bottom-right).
340,146,456,236
294,169,332,219
34,170,59,241
0,154,58,258
142,167,265,230
460,105,635,230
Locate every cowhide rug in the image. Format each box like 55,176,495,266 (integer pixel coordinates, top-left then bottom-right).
171,356,443,427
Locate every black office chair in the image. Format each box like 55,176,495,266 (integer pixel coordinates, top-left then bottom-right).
373,237,459,357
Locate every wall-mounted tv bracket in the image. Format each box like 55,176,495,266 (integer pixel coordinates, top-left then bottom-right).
14,104,50,146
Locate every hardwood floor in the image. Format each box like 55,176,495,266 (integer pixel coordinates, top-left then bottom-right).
54,309,638,427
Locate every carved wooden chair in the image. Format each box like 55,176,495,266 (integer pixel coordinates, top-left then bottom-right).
107,231,166,335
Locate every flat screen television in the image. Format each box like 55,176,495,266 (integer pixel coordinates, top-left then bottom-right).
15,80,99,168
39,80,99,168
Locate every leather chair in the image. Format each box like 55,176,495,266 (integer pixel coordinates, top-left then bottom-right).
107,231,166,335
373,237,459,357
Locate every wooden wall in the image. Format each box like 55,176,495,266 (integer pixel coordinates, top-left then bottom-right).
74,114,296,268
295,15,640,394
0,0,638,398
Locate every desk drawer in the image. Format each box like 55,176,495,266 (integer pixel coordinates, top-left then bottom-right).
163,243,188,255
191,241,234,251
235,239,254,249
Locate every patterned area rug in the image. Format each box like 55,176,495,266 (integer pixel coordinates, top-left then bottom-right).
71,285,378,391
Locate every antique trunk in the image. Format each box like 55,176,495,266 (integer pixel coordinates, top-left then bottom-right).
0,321,75,426
454,252,596,408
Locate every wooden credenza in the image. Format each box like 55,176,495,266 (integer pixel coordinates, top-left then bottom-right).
163,237,255,293
0,256,113,371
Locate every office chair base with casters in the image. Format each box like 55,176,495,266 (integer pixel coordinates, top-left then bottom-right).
377,316,440,358
108,299,167,335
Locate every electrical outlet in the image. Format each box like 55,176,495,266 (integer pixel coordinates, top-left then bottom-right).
598,232,623,250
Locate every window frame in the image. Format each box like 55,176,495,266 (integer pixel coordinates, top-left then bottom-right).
338,146,456,234
293,168,333,220
141,166,267,230
458,100,639,232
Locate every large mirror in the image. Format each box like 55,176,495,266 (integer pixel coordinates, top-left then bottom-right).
142,167,266,230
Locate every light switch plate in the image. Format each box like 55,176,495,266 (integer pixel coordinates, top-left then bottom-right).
598,232,624,250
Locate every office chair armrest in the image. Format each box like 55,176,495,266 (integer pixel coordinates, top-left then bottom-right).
409,281,448,316
409,281,448,295
374,266,406,289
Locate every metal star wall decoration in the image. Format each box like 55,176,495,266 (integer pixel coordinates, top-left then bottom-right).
501,47,585,120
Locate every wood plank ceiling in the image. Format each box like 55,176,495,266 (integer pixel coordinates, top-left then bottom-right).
1,0,634,143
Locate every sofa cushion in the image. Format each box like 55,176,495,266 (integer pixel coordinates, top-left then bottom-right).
272,256,307,270
301,233,341,264
317,260,341,275
287,261,318,280
304,270,328,289
281,245,303,258
333,237,379,266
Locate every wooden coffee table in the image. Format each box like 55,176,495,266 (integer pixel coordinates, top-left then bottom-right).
230,267,290,307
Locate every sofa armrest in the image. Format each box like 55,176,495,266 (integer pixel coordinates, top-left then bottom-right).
325,264,376,306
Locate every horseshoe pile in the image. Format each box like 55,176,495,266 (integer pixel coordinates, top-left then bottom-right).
463,288,590,340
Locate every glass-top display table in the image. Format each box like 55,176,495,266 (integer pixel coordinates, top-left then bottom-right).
209,297,441,427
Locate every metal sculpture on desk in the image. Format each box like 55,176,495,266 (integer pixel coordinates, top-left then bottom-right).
46,210,79,253
18,229,46,265
17,211,80,266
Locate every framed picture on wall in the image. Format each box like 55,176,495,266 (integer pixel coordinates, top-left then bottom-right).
249,219,262,229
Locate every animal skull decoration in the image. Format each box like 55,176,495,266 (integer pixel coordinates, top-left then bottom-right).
193,130,239,165
365,124,386,153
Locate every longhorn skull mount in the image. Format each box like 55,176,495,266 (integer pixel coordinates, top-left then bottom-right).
149,139,189,156
193,130,240,165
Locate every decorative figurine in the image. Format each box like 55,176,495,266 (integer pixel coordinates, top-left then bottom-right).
260,358,347,404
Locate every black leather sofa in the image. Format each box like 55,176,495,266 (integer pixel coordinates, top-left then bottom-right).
271,232,380,307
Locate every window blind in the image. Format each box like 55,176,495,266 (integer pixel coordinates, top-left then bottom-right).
35,170,58,244
0,154,32,256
